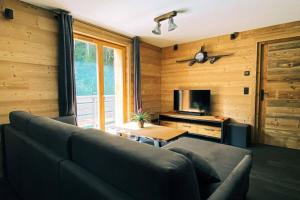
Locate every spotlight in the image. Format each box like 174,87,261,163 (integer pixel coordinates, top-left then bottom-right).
152,11,178,35
168,17,177,31
152,22,161,35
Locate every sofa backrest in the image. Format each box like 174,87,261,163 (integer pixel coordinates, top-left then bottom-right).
4,111,201,200
4,111,81,200
53,115,77,126
0,124,5,177
70,129,201,200
9,110,34,132
59,160,135,200
27,116,78,158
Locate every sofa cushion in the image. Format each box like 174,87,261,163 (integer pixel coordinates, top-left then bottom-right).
60,160,134,200
0,124,5,177
3,126,24,192
164,137,251,181
167,147,220,183
207,155,252,200
70,129,201,200
163,137,252,199
27,116,79,158
4,126,62,200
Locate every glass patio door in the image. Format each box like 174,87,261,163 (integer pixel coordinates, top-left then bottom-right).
74,39,100,128
74,34,127,131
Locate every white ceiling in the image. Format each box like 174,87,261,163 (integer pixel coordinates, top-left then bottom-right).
22,0,300,47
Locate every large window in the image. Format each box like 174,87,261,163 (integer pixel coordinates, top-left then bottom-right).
74,34,127,131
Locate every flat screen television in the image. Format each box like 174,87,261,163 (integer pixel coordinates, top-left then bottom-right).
174,90,210,115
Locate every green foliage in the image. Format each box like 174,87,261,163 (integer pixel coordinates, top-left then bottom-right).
131,110,151,122
74,40,115,96
104,64,115,95
104,47,114,66
75,62,115,96
74,40,114,65
75,61,98,96
74,40,96,63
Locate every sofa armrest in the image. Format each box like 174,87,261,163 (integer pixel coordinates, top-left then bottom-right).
207,155,252,200
53,115,77,126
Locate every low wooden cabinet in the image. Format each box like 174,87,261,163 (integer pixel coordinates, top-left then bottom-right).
159,113,229,142
196,124,221,138
159,120,177,128
176,122,198,134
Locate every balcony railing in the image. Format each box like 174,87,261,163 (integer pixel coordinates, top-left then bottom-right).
76,95,115,129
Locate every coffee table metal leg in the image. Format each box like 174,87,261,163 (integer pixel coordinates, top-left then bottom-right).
153,140,161,147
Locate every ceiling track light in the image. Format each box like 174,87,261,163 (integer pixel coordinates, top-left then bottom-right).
152,11,178,35
168,17,177,31
152,22,161,35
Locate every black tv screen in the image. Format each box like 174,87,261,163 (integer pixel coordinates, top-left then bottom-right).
174,90,210,114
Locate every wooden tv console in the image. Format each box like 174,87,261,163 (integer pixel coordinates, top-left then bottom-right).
158,112,230,143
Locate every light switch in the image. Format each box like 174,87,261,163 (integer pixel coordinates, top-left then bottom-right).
244,87,249,95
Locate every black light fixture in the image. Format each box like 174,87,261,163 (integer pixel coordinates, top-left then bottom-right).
152,11,178,35
173,44,178,51
230,32,239,40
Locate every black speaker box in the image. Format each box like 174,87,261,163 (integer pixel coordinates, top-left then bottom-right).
226,123,251,148
4,8,14,20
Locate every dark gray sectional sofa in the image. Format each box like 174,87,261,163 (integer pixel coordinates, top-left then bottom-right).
1,111,252,200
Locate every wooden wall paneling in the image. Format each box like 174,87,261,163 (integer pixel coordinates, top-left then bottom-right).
140,42,162,119
0,0,299,149
73,20,131,46
0,0,59,124
0,0,133,125
160,21,300,145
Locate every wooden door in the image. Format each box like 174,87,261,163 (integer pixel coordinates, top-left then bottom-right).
258,38,300,150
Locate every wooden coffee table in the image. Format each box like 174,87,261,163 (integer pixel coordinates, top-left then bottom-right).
117,122,187,147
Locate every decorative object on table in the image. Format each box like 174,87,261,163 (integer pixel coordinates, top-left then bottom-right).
119,121,187,147
131,109,151,128
176,46,233,65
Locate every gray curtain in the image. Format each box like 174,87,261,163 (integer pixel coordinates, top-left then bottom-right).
57,11,77,122
133,37,142,113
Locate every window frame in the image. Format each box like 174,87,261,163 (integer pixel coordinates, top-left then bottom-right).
74,33,128,130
